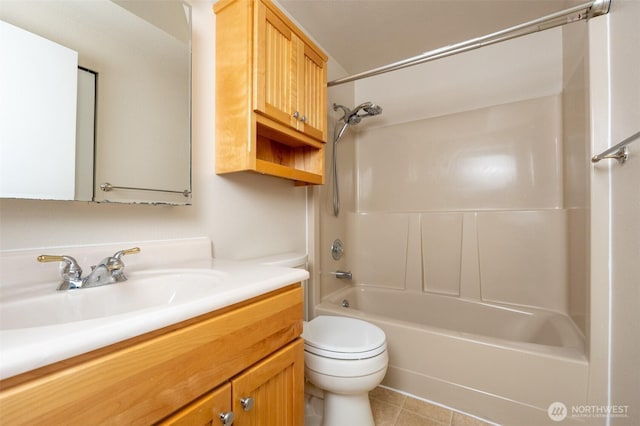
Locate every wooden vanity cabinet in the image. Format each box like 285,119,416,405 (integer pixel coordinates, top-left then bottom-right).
159,383,232,426
161,339,303,426
214,0,328,185
0,285,304,426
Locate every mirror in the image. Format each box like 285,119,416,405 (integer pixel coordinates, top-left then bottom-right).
0,0,192,205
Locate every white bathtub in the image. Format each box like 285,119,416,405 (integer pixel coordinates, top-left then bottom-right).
315,286,589,426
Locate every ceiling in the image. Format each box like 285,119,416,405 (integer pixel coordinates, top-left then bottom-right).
277,0,583,76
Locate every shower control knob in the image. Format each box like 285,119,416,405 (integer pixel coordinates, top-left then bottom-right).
331,239,344,260
240,396,254,411
219,411,234,425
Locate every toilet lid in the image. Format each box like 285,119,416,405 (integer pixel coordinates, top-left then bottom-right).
303,316,386,360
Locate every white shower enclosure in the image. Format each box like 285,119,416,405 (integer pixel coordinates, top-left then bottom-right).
314,0,639,423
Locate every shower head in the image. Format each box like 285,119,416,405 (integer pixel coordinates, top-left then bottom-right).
347,101,383,124
333,102,383,126
360,102,383,116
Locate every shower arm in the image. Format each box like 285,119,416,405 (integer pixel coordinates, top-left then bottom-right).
333,104,351,123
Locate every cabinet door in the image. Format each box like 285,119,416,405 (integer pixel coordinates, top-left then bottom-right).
295,40,327,142
158,383,232,426
231,339,304,426
254,1,296,129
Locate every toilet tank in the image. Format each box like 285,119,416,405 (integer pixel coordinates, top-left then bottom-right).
248,252,309,320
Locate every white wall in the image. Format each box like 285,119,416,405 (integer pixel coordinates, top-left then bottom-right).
588,0,640,423
0,0,307,261
607,1,640,420
354,27,562,127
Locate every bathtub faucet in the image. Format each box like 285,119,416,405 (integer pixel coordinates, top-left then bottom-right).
332,270,352,280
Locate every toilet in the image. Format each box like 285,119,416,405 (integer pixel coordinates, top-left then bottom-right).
252,253,388,426
303,315,388,426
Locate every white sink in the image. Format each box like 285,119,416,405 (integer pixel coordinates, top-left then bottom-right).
0,269,227,330
0,260,309,380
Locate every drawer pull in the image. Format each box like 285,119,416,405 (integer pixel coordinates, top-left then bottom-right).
219,411,234,425
240,396,254,411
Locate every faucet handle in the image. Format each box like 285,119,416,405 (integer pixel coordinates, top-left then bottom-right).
37,254,83,289
37,254,82,274
37,254,67,263
113,247,141,259
106,247,140,282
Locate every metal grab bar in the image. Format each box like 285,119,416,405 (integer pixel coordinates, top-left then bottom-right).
100,182,191,197
592,130,640,165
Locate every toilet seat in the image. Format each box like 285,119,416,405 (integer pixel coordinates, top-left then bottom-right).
303,316,386,360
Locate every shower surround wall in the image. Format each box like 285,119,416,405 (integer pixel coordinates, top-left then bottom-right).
320,25,590,323
350,95,568,312
562,21,590,337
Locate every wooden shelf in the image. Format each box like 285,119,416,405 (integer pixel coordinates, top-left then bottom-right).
255,160,323,185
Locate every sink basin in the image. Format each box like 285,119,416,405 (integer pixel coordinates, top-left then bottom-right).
0,269,227,330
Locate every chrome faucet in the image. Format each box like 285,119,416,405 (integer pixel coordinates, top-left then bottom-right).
38,247,140,290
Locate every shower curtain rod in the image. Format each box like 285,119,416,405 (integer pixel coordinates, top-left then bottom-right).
327,0,611,87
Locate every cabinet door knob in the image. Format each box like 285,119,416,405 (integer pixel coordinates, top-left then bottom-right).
300,115,307,123
292,111,299,119
240,396,254,411
219,411,235,425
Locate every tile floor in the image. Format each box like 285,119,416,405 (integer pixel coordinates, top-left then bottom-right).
369,387,494,426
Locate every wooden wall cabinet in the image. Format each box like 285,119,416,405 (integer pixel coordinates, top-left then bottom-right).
214,0,328,185
0,285,304,425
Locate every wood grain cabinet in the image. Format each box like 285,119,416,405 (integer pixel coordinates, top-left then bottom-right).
159,383,232,426
214,0,328,185
0,285,304,426
161,340,303,426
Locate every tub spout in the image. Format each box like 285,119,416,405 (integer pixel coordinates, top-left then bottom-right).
332,270,352,280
